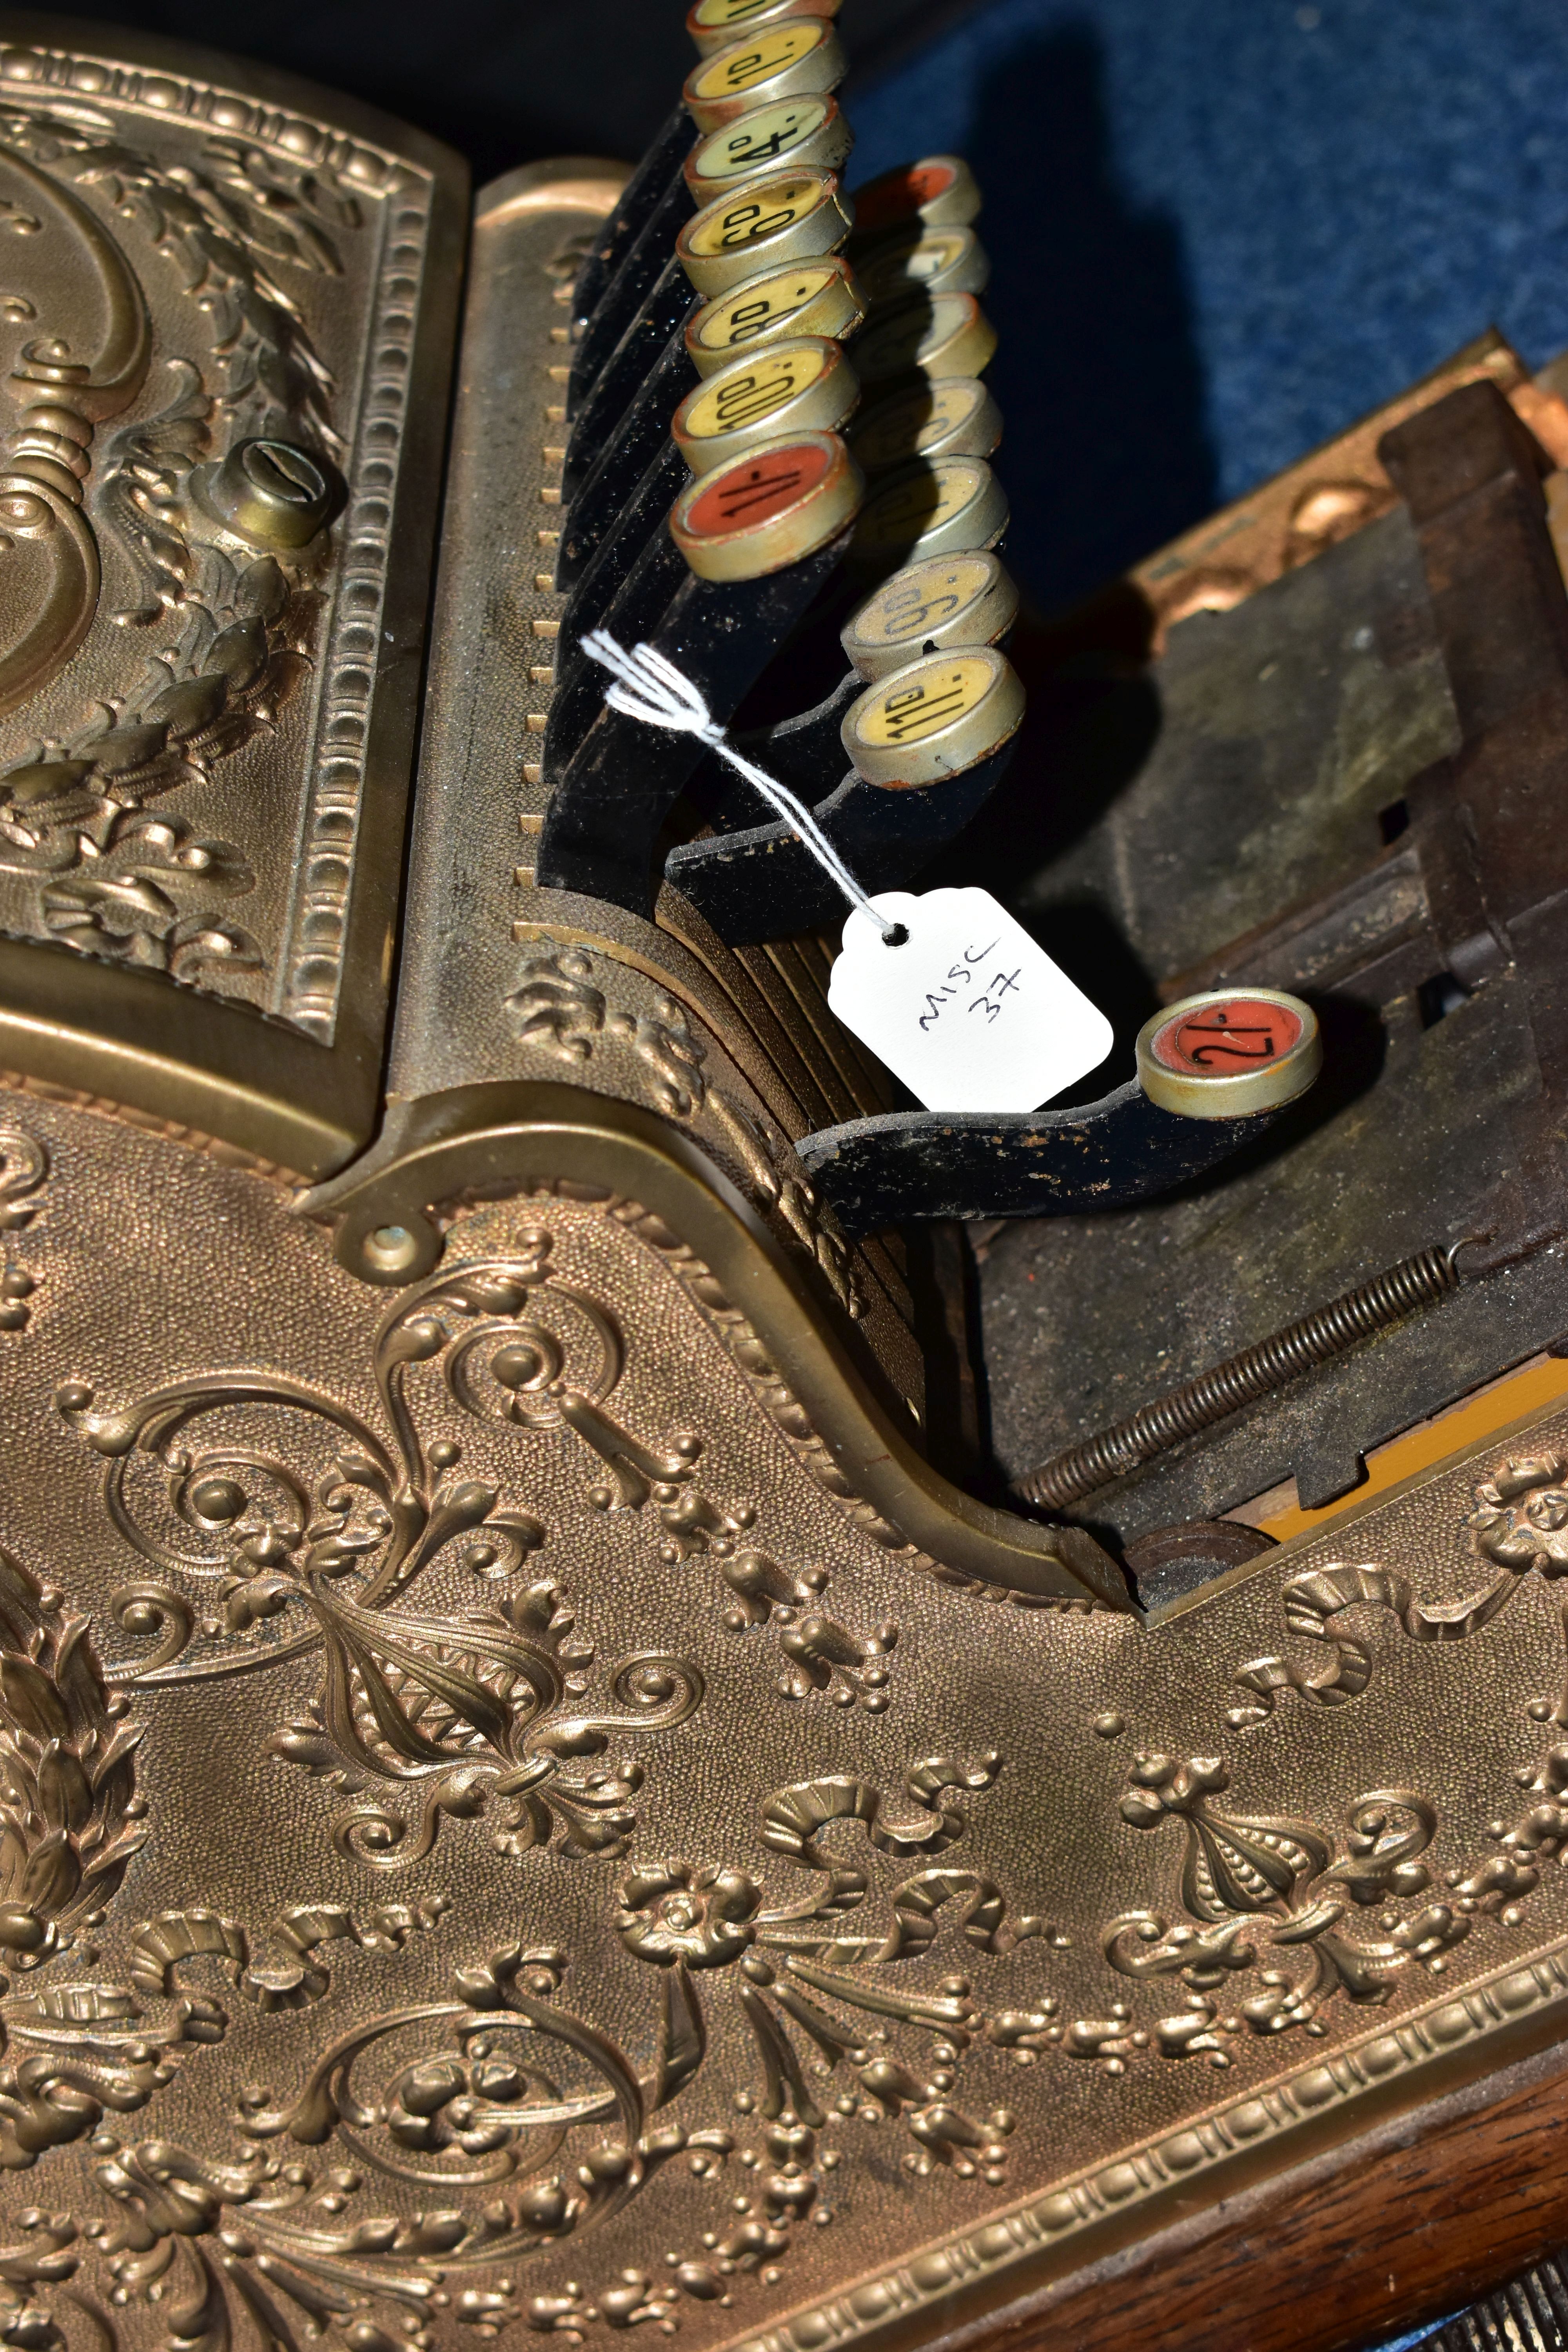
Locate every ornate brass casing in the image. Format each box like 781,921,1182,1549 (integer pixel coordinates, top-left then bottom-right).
4,26,1568,2352
0,14,465,1175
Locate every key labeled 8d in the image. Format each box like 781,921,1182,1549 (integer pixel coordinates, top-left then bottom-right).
686,255,866,372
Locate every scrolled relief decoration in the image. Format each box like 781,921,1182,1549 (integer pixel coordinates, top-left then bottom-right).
1039,1706,1568,2078
506,947,867,1322
58,1243,713,1869
64,1228,897,1741
1229,1449,1568,1728
0,102,376,1003
0,1747,1045,2351
0,1120,47,1328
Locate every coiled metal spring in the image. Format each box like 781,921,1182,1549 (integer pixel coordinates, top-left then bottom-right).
1013,1243,1461,1513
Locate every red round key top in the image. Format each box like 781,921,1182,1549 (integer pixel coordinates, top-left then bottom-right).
671,428,862,579
851,155,979,237
684,437,834,536
1152,995,1306,1076
1136,988,1320,1119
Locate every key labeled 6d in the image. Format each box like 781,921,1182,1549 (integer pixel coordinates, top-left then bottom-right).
677,167,853,296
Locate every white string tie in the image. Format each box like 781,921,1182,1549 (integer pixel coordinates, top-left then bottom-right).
581,629,900,940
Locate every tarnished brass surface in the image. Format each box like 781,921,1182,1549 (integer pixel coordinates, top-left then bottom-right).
0,15,466,1172
1129,327,1568,646
388,165,918,1405
4,1084,1568,2352
6,28,1568,2352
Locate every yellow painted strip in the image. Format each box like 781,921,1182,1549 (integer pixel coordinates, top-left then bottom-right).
1255,1353,1568,1543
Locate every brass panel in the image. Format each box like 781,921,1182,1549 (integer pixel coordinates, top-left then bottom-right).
2,1084,1568,2352
388,169,918,1408
0,16,467,1172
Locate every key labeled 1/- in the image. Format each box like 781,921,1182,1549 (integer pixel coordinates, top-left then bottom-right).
828,887,1113,1112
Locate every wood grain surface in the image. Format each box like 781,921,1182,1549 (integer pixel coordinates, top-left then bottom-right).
946,2039,1568,2352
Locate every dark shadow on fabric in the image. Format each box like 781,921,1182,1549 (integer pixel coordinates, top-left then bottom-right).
966,24,1217,610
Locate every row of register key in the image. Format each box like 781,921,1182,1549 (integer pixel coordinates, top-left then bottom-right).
533,0,1030,944
530,0,1324,1261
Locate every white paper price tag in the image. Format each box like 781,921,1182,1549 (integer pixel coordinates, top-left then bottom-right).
828,887,1113,1112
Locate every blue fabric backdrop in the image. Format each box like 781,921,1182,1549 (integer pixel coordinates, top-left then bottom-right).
847,0,1568,612
856,11,1559,2345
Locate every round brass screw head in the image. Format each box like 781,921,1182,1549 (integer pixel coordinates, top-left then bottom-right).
677,168,853,298
849,454,1009,571
851,374,1002,473
674,337,858,474
842,549,1018,679
686,254,865,374
849,154,982,243
686,0,840,58
671,429,862,580
1136,990,1322,1119
683,20,846,130
842,644,1024,786
198,436,343,550
853,291,998,385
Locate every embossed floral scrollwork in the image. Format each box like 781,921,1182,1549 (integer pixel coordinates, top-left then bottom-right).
61,1248,703,1868
617,1864,762,1972
0,1123,46,1331
0,106,349,991
0,1546,145,1969
1230,1451,1568,1728
1055,1754,1470,2070
66,1230,891,1757
614,1757,1030,2188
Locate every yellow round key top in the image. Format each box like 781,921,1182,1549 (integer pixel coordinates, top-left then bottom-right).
851,374,1002,473
843,646,1025,786
854,291,998,384
677,169,852,297
685,96,852,199
687,0,840,56
674,337,858,472
684,22,845,130
686,256,866,374
857,226,990,309
850,454,1009,569
842,548,1018,678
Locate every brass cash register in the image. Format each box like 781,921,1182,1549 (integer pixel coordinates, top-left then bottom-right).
0,8,1567,2348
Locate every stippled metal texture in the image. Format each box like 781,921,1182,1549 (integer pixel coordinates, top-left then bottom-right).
4,1084,1568,2352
